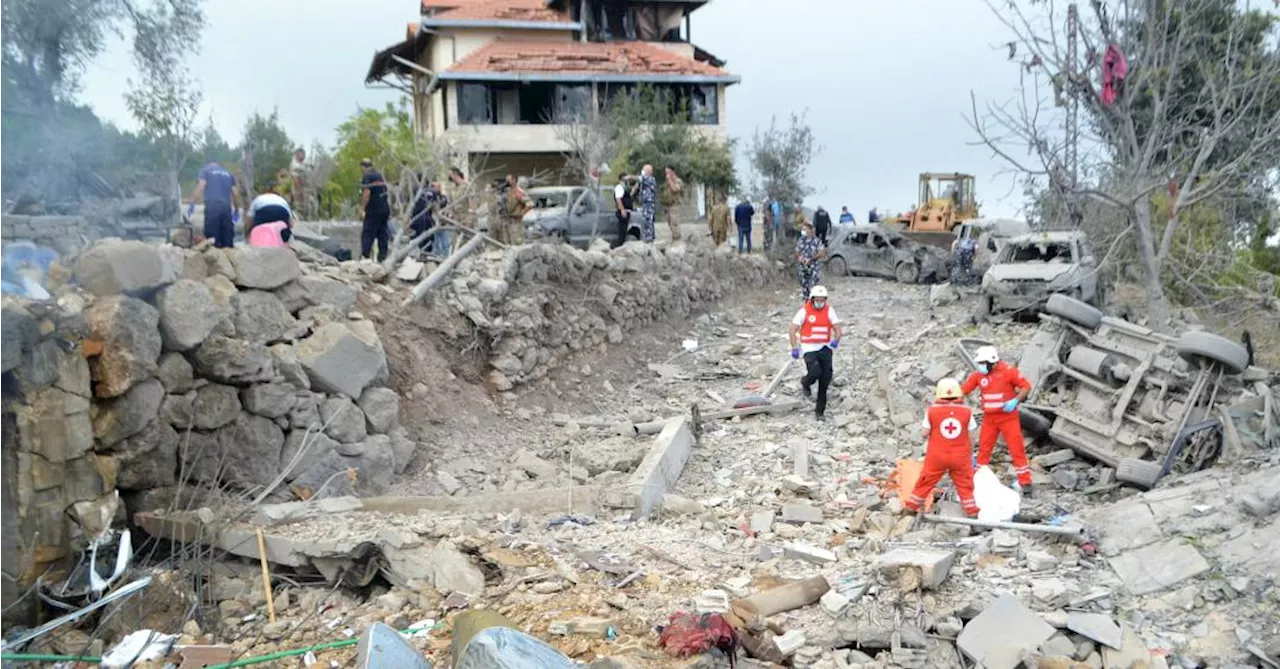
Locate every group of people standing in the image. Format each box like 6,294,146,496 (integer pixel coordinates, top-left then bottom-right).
612,164,686,245
186,156,302,250
786,285,1035,517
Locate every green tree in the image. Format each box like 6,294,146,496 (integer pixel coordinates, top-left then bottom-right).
747,111,819,210
241,109,294,194
328,102,415,208
607,86,736,193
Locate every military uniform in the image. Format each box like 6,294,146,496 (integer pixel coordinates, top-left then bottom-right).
638,174,658,243
709,201,730,247
660,176,684,241
762,205,775,251
796,232,823,298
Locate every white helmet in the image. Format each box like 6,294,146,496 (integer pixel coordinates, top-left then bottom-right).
809,285,829,299
974,345,999,365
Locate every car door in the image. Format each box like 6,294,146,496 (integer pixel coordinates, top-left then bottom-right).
842,231,870,273
568,189,596,246
867,231,897,278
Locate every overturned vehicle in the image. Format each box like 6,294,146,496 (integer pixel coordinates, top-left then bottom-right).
960,295,1274,489
825,224,948,284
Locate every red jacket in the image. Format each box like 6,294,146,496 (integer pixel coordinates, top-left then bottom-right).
925,403,974,453
963,361,1031,416
799,302,833,345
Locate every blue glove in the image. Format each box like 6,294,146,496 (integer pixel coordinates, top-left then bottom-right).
790,348,800,360
1003,398,1020,412
185,203,195,217
830,339,840,350
232,209,241,224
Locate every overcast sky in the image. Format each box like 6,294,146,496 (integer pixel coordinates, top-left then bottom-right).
81,0,1033,218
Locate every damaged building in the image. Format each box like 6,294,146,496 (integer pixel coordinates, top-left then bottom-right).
364,0,739,181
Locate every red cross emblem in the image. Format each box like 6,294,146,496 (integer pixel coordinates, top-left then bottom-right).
940,417,963,439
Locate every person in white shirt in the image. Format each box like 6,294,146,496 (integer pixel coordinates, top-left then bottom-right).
612,180,633,247
787,285,843,421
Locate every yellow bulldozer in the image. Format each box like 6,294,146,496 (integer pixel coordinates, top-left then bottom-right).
896,172,980,248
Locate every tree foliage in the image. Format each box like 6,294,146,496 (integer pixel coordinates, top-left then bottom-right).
974,0,1280,326
240,109,294,194
606,85,737,193
747,111,819,208
328,102,416,208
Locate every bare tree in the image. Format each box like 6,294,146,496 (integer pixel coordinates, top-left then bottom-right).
748,111,820,209
971,0,1280,326
551,108,614,187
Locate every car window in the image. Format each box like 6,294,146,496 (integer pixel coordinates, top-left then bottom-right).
574,190,597,214
987,236,998,252
851,232,869,245
1003,241,1074,263
872,234,890,249
529,190,571,208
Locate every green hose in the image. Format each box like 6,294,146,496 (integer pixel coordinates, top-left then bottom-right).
1,653,103,663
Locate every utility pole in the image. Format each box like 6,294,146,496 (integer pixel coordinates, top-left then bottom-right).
1064,3,1082,227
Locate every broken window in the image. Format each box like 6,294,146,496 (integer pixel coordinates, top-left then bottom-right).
554,85,592,122
851,233,870,245
518,83,555,123
457,83,495,124
690,85,717,125
1005,241,1075,263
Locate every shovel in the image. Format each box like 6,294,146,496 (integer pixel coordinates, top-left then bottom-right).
734,358,795,408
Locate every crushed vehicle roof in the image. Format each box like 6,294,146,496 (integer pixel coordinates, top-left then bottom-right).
1007,230,1087,244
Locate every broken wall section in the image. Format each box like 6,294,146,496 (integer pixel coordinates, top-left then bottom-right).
436,241,773,390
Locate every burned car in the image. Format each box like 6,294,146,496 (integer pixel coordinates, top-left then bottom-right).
825,224,948,284
523,186,640,248
980,230,1103,318
960,294,1266,489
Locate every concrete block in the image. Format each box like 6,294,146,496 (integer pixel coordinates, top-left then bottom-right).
1108,539,1210,595
876,547,956,589
751,510,775,534
781,503,823,524
625,417,694,519
1067,612,1123,650
1040,633,1077,658
773,630,805,656
694,589,730,613
1034,449,1076,468
922,362,952,384
784,542,837,564
957,594,1055,669
820,590,850,616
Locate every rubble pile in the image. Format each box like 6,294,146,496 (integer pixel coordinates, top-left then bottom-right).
424,239,773,391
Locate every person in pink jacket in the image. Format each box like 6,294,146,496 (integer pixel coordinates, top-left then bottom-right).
247,191,293,247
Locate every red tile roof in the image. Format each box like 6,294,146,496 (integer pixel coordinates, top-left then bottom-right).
431,1,572,23
443,39,732,78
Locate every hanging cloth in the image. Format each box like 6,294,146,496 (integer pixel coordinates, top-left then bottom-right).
1101,44,1128,105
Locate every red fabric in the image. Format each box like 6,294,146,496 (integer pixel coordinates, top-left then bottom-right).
658,612,738,666
1101,44,1128,105
799,302,833,345
978,415,1032,486
908,403,978,516
962,362,1031,414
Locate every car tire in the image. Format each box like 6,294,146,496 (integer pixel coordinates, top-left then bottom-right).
1175,331,1250,375
1045,293,1103,329
828,255,849,276
1019,407,1052,438
1115,458,1163,490
895,262,920,284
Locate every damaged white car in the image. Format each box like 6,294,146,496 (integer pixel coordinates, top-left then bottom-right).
979,230,1103,318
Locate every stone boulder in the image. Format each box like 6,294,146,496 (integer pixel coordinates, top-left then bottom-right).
351,435,395,495
93,378,165,448
268,344,309,389
84,296,162,397
74,239,178,296
358,387,400,434
428,540,486,595
320,396,367,444
231,291,303,344
290,452,356,499
388,428,416,474
155,352,197,393
2,305,39,374
274,276,358,315
280,429,339,482
288,391,323,430
296,323,387,398
192,336,274,385
191,384,242,430
240,383,296,418
114,420,179,490
184,414,284,488
229,247,300,289
155,280,220,351
160,392,195,428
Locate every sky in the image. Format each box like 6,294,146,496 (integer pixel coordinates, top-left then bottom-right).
80,0,1037,218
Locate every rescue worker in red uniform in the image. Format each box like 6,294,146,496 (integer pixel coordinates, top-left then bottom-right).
905,378,979,517
962,345,1034,496
788,285,842,422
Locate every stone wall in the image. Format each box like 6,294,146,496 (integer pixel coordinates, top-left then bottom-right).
1,215,105,258
436,240,773,390
1,238,417,623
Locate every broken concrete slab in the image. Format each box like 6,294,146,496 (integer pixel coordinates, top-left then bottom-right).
1067,612,1123,650
784,543,837,564
619,417,694,519
1034,449,1076,468
820,590,850,616
1108,539,1211,595
780,503,823,524
751,510,775,534
876,547,955,589
957,594,1056,669
1101,623,1150,669
1085,499,1162,556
